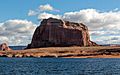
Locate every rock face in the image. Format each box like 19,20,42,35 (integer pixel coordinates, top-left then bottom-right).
26,18,97,49
0,43,12,51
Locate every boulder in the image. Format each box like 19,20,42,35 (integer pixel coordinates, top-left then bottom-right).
0,43,12,51
26,18,97,49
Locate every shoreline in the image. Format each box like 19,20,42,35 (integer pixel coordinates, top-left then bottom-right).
64,55,120,58
1,46,120,58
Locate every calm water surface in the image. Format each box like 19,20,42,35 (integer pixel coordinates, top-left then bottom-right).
0,58,120,75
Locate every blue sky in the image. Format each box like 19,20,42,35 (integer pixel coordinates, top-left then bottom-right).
0,0,120,23
0,0,120,45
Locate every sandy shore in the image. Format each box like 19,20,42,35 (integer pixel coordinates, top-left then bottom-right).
0,46,120,58
64,55,120,58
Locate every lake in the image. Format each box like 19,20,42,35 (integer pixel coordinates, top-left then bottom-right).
0,58,120,75
9,46,26,50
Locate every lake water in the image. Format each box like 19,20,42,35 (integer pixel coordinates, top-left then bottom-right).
0,58,120,75
9,46,26,50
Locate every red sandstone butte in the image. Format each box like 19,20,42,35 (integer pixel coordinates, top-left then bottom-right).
26,18,97,49
0,43,12,51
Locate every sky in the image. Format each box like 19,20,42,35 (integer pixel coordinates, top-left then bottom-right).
0,0,120,46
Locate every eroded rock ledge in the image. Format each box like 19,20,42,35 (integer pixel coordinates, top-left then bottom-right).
26,18,97,49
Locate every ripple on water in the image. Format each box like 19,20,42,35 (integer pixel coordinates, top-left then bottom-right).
0,58,120,75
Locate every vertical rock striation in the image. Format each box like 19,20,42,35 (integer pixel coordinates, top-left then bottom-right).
26,18,97,49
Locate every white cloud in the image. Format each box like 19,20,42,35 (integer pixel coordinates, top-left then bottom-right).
0,19,37,46
39,4,53,11
61,9,120,44
28,4,60,17
28,10,37,16
90,30,120,44
90,30,120,36
38,12,61,20
91,35,120,45
0,36,9,44
63,9,120,31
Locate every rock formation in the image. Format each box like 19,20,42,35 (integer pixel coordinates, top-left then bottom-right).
0,43,12,51
26,18,97,49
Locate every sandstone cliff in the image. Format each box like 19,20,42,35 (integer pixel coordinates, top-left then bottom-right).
0,43,12,51
26,18,97,49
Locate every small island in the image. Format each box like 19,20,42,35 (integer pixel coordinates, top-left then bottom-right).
0,18,120,58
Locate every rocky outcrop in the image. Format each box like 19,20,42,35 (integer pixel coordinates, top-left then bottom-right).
26,18,97,49
0,43,12,51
